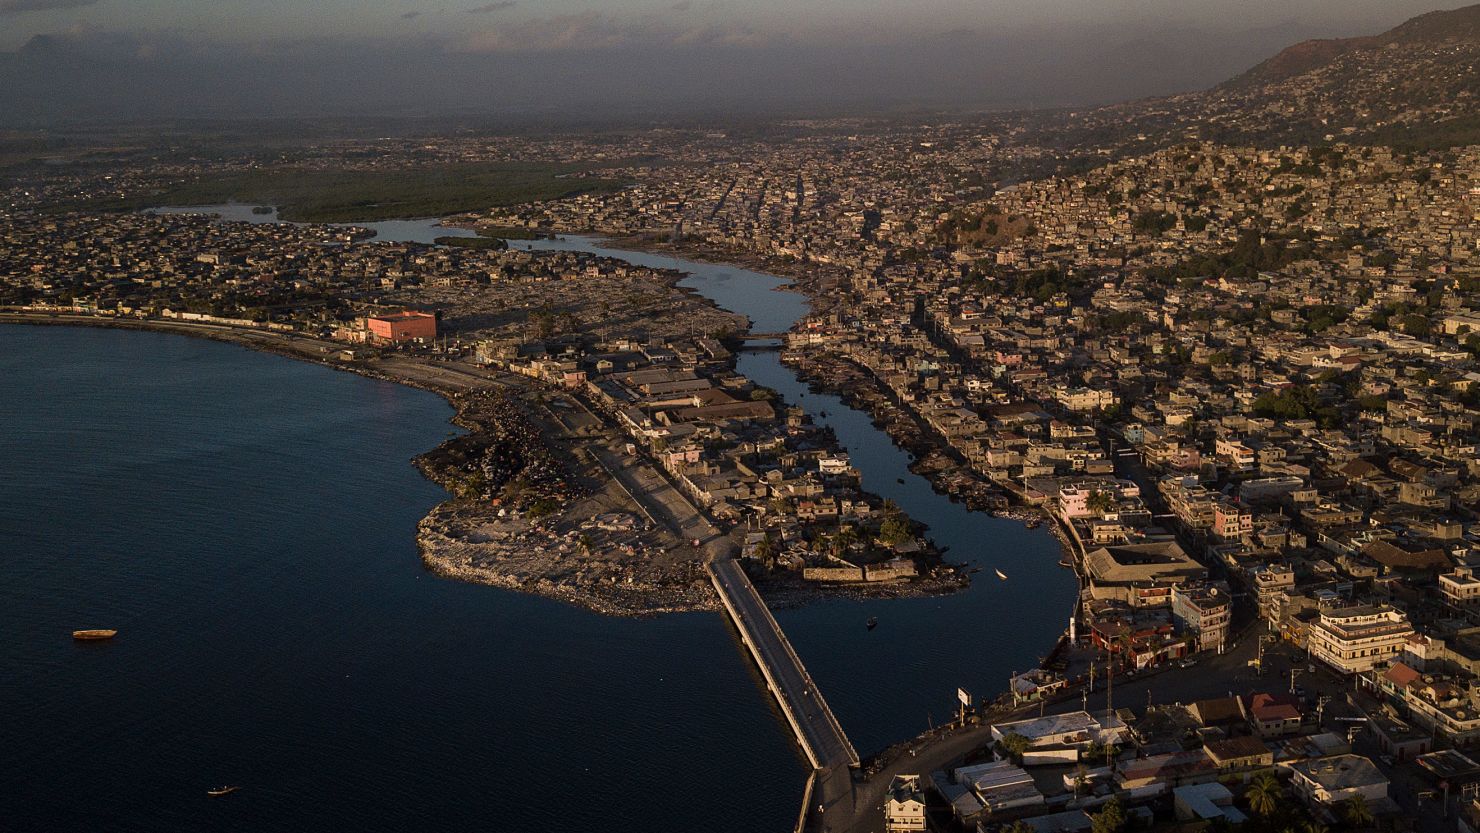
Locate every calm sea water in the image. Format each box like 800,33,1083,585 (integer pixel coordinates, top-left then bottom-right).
0,326,800,832
3,229,1078,832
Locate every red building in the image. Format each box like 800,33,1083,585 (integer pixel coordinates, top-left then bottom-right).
367,311,437,343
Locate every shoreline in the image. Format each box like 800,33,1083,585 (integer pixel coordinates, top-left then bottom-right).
1,311,973,617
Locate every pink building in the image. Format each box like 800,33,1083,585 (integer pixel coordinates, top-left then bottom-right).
368,311,437,343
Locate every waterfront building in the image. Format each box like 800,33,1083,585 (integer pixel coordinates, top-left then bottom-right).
885,775,927,833
367,310,437,343
1083,541,1206,605
992,710,1128,750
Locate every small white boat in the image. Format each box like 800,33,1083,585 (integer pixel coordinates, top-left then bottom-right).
995,569,1008,581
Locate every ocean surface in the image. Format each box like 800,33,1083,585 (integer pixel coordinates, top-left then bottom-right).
0,326,800,832
5,222,1077,832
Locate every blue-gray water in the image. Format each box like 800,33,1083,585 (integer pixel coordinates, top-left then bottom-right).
0,326,799,832
148,204,478,244
4,223,1076,832
519,236,1079,753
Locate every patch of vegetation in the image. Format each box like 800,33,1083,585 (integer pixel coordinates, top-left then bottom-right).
477,225,544,240
1252,384,1340,426
73,162,628,222
435,235,508,250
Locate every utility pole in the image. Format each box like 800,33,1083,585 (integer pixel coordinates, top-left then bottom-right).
1106,640,1115,770
1289,668,1302,695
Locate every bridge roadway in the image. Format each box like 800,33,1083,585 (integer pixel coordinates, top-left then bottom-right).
707,558,858,771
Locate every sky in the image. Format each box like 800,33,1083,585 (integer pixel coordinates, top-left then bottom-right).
0,0,1456,126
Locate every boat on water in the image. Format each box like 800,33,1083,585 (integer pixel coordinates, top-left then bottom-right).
1025,519,1042,529
866,616,879,632
72,629,117,640
995,569,1008,581
207,786,240,797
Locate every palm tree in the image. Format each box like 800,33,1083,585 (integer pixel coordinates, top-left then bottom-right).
1087,490,1117,515
1344,794,1374,828
1246,773,1282,817
1073,765,1089,799
1302,821,1329,833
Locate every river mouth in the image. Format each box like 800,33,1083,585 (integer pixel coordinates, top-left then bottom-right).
503,232,1079,753
141,211,1078,749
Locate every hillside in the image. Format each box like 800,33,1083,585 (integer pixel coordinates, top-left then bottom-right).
1059,4,1480,152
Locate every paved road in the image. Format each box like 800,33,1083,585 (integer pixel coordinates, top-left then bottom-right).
709,558,856,770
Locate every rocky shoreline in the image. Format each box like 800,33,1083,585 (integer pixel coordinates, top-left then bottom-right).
6,312,977,616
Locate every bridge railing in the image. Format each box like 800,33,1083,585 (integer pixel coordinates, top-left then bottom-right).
708,559,859,768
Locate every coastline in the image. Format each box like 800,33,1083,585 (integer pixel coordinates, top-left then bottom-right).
1,310,974,617
1,312,720,617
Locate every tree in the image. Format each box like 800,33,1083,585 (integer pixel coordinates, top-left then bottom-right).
879,513,912,546
1246,773,1282,817
1343,794,1373,828
1091,796,1126,833
997,732,1032,763
753,533,776,562
1002,822,1035,833
1072,765,1090,798
1086,490,1117,515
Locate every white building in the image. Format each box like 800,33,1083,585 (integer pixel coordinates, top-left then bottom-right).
885,775,927,833
1307,605,1415,675
1441,567,1480,606
1288,755,1389,807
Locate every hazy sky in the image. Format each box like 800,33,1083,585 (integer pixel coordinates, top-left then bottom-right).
0,0,1444,50
0,0,1455,126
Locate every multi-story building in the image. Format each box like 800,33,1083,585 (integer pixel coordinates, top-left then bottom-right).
1308,605,1416,675
367,310,437,343
1212,501,1254,542
1442,567,1480,607
1172,582,1232,653
884,775,927,833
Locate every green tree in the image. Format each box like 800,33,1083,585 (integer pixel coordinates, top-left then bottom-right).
1246,773,1282,817
997,732,1032,763
1086,490,1117,515
1091,796,1126,833
1343,794,1373,828
879,514,912,546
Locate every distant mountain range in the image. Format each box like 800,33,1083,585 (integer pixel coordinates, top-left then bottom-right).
1124,3,1480,150
1227,3,1480,87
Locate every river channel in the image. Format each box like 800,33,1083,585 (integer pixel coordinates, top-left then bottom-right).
147,207,1079,753
512,234,1079,752
10,207,1080,831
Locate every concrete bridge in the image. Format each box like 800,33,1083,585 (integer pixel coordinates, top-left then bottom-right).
707,558,858,770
